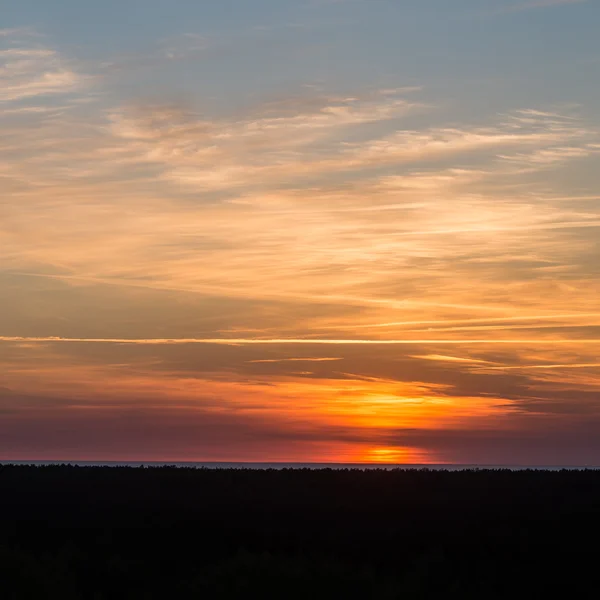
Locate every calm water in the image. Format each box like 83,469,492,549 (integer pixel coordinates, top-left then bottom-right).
1,461,599,470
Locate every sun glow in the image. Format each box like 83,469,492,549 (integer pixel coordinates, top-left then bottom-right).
363,447,428,464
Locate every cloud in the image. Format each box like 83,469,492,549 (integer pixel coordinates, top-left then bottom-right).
2,344,599,463
411,355,495,365
1,336,600,345
99,103,590,193
485,363,600,370
0,35,83,102
248,357,343,363
0,28,40,38
3,101,597,318
0,347,517,462
384,422,600,465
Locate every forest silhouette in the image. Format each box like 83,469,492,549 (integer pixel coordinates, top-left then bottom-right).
2,465,599,599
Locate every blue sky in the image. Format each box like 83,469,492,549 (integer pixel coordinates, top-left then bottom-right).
2,0,600,463
5,0,599,115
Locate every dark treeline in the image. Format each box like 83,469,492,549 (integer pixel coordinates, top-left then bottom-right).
2,465,600,599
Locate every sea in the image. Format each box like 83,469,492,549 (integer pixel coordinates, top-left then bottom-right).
1,461,599,471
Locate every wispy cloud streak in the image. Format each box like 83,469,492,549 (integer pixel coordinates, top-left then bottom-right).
2,337,600,345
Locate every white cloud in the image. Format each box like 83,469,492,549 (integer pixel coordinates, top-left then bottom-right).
0,33,83,103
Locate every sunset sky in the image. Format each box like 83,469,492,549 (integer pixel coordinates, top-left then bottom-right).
2,0,600,464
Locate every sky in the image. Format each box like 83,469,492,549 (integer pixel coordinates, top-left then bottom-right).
1,0,600,464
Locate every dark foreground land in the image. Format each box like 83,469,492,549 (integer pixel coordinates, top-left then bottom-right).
2,466,600,599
